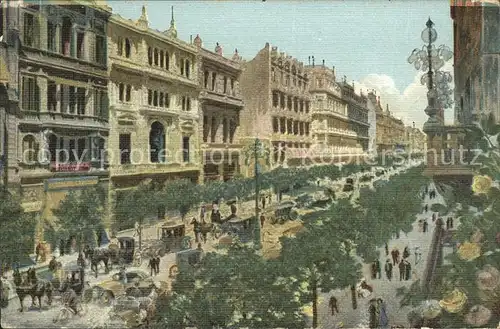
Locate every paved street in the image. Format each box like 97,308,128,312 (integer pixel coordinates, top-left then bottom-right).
316,182,455,329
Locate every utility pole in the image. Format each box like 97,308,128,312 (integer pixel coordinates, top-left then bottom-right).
254,138,261,249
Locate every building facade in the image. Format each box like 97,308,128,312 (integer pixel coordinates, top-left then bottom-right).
307,64,366,162
368,91,405,152
339,80,370,153
107,7,201,208
451,0,499,124
10,1,112,249
404,124,427,154
239,43,312,169
194,37,244,182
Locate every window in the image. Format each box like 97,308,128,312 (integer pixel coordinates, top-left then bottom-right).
150,121,165,163
125,85,131,102
117,37,123,56
148,47,152,65
186,98,191,111
203,116,208,143
23,13,34,47
47,81,57,112
165,52,170,70
47,22,57,52
272,117,278,133
287,96,292,110
22,135,39,163
95,35,106,65
185,60,190,78
204,71,209,88
180,59,184,75
154,48,159,66
153,91,158,107
69,86,76,113
182,136,190,163
306,101,310,113
124,38,131,58
272,92,279,107
21,76,40,112
280,93,285,109
231,79,235,95
77,138,86,159
211,73,216,91
271,68,275,81
94,89,102,117
119,83,124,102
223,77,227,94
181,97,185,111
61,17,72,56
68,139,76,162
48,134,57,162
210,117,216,143
160,50,164,67
76,31,84,59
164,93,170,108
0,6,3,39
148,89,152,105
159,92,164,107
76,88,86,115
119,133,131,164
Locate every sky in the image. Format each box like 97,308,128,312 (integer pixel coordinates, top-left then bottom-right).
110,0,455,128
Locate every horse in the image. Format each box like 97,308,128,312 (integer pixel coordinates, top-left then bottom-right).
86,248,114,278
13,268,53,312
191,219,214,243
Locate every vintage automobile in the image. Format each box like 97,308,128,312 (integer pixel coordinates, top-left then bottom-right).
168,249,203,277
91,269,157,305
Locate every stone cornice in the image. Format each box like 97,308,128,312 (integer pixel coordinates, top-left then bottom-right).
200,48,241,72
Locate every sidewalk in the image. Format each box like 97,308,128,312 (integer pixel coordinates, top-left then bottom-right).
317,180,450,328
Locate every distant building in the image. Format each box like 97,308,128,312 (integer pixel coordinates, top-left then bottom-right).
195,37,245,182
239,43,312,170
306,64,367,162
451,0,499,124
404,124,427,154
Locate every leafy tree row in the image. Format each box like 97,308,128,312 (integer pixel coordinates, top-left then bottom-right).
151,165,428,328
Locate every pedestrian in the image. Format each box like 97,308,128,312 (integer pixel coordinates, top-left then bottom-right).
155,256,160,275
35,242,43,263
414,247,421,265
200,205,206,222
399,260,406,281
260,214,266,228
384,243,389,256
378,299,389,328
405,260,412,281
424,204,428,213
368,299,378,329
432,213,436,221
384,259,393,281
423,220,428,233
375,259,381,279
192,218,201,243
120,266,127,287
403,246,410,259
329,295,339,315
261,196,266,209
371,262,377,279
149,258,155,277
77,252,85,268
391,248,399,266
449,216,454,228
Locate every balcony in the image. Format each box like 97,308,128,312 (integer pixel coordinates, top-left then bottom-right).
313,126,358,138
20,111,108,131
110,162,200,177
200,90,244,108
19,161,108,181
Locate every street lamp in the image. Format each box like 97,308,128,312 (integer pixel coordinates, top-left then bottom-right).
243,138,270,250
408,18,453,134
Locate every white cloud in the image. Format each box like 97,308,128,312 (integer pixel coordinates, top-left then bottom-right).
354,61,454,129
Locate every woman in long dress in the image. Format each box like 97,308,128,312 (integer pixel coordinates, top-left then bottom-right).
378,298,389,328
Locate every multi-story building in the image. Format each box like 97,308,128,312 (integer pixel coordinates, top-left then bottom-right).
239,43,312,170
194,36,244,182
107,7,201,204
307,63,366,162
0,0,20,192
339,79,370,153
11,2,112,248
404,124,427,154
450,0,499,124
368,91,405,152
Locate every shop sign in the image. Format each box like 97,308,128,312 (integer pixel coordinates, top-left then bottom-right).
50,162,91,172
22,201,42,213
45,176,99,191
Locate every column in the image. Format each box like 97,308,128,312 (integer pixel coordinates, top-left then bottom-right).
62,85,69,113
37,13,47,50
37,76,48,113
55,23,61,54
55,84,61,112
277,117,281,134
86,85,93,116
71,25,77,57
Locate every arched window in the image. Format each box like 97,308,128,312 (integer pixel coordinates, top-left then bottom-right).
61,17,72,56
150,121,166,163
117,38,123,56
148,47,152,65
22,135,38,163
119,83,124,102
204,71,209,88
125,38,131,58
160,50,164,68
154,48,158,66
48,134,57,162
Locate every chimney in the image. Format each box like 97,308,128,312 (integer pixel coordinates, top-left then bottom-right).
322,59,325,67
413,121,415,128
190,35,192,43
332,65,335,75
308,56,311,65
312,56,315,67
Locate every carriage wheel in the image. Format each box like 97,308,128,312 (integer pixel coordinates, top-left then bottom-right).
169,265,179,278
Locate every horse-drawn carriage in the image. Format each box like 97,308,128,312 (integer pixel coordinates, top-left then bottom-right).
52,264,89,299
160,222,185,252
106,237,141,267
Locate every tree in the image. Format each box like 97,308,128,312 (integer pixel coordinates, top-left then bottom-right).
279,217,362,328
154,243,304,328
0,191,36,269
52,186,105,251
159,178,201,220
